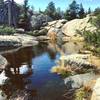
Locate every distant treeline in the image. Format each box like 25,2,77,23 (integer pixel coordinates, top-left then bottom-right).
0,0,100,30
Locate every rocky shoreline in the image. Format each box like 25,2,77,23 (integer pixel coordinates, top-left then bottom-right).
0,34,39,47
0,15,99,100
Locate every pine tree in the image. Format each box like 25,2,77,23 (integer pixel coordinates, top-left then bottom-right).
69,0,79,19
64,9,71,20
55,7,62,20
79,3,85,18
0,0,4,4
45,1,56,20
18,0,30,31
65,0,79,20
88,7,91,14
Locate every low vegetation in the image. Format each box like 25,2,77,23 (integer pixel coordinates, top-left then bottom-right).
0,26,16,35
75,87,91,100
80,8,100,56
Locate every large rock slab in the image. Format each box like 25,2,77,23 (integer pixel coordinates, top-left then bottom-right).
62,15,96,37
64,72,97,89
0,36,21,47
0,34,38,47
59,54,94,68
14,34,38,47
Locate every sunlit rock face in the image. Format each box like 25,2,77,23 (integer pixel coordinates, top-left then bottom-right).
62,15,97,37
0,55,7,71
64,72,97,89
0,71,8,85
0,34,38,47
91,78,100,100
61,42,84,54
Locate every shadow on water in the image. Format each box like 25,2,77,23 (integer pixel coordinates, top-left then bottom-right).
0,42,84,100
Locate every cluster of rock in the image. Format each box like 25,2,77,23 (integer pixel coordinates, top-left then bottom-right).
64,72,97,89
51,54,95,74
59,54,94,68
33,15,96,42
31,14,53,30
51,52,100,100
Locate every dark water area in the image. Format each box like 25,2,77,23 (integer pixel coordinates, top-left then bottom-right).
0,43,68,100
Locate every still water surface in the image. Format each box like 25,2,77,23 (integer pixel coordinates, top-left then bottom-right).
0,42,84,100
2,44,66,100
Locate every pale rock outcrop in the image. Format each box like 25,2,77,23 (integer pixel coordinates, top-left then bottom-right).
62,15,96,37
59,54,93,68
91,78,100,100
64,72,96,89
0,55,7,71
0,71,8,85
48,20,57,26
0,34,38,47
14,34,38,47
47,28,64,42
0,36,21,47
47,19,67,28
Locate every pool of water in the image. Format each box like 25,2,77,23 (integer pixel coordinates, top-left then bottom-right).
0,43,66,100
0,42,84,100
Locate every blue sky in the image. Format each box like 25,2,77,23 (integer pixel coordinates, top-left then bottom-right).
13,0,100,11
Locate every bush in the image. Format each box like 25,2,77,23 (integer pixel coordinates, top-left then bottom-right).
82,30,100,55
83,30,100,46
94,8,100,16
0,26,16,35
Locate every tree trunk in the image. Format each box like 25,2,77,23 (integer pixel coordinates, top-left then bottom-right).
8,0,12,26
12,0,16,27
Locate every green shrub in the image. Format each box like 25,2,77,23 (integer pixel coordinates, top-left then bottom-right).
93,14,100,29
75,88,88,100
83,30,100,46
0,26,16,35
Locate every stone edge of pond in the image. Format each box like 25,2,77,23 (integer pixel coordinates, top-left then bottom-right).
0,55,8,71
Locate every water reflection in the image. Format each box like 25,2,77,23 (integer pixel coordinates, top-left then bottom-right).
0,43,61,100
0,42,84,100
61,42,84,54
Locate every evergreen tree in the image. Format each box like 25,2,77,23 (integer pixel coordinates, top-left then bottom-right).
94,7,100,16
0,0,4,4
88,7,91,14
45,1,56,20
65,0,79,20
18,0,30,30
55,7,62,20
69,0,79,19
79,3,85,18
64,9,71,20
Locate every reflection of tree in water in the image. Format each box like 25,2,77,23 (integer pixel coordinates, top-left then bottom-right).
0,66,37,100
47,43,58,60
32,43,59,60
0,43,62,99
0,49,37,100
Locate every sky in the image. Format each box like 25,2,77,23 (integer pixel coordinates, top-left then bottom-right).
11,0,100,11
